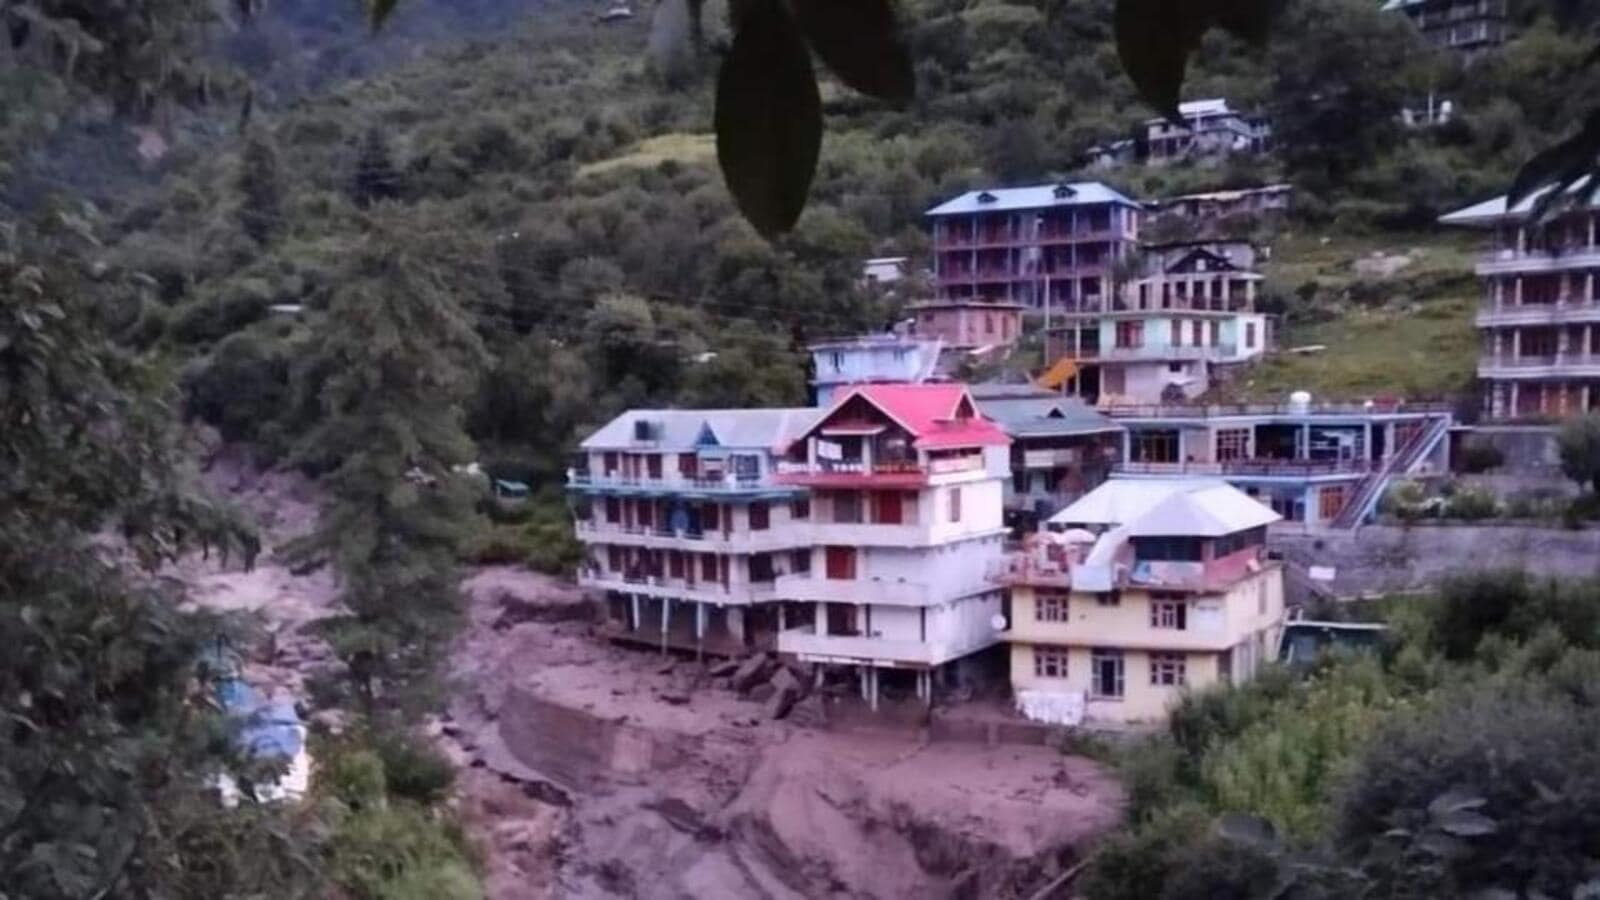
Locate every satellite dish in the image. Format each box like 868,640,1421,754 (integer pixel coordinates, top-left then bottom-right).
990,614,1009,633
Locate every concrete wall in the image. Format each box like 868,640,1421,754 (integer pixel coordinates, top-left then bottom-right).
1010,644,1220,722
1274,524,1600,596
862,536,1006,603
1454,426,1563,477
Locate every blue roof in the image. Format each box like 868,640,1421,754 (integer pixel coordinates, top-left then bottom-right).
217,677,303,761
925,182,1142,217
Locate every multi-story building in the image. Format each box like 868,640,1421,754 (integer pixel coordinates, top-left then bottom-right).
1383,0,1508,52
807,333,943,406
568,408,821,655
772,383,1012,707
925,182,1143,318
1442,191,1600,419
997,479,1285,724
969,383,1123,529
1143,184,1292,230
1144,99,1271,165
1045,239,1270,404
908,297,1026,351
1107,398,1453,528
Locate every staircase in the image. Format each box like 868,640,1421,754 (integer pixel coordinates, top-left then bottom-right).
1330,414,1451,530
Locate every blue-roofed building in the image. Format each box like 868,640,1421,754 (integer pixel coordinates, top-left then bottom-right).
925,181,1143,321
807,333,943,406
567,407,824,654
215,675,310,804
1382,0,1507,53
969,383,1124,529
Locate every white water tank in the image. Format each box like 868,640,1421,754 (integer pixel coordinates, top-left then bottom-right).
1288,390,1312,414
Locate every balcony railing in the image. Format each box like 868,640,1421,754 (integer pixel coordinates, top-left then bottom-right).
776,627,937,664
1101,401,1454,418
986,555,1073,587
1116,458,1371,477
567,470,768,491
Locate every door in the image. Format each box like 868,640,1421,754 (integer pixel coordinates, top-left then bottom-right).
874,491,903,525
825,546,857,580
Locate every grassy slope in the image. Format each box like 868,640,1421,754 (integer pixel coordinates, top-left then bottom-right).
1224,230,1482,402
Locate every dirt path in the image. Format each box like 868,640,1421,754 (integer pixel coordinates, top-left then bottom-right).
177,456,1126,899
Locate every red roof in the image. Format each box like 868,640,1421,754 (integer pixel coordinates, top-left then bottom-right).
810,383,1010,450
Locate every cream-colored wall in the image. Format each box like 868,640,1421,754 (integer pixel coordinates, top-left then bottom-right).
1010,644,1224,722
1008,568,1283,652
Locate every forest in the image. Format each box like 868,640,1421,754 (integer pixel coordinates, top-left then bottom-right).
3,0,1600,896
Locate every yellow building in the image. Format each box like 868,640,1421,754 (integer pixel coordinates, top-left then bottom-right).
997,479,1284,725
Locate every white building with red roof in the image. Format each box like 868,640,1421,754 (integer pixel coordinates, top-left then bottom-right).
771,384,1013,707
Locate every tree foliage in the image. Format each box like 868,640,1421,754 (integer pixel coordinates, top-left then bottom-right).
1558,413,1600,495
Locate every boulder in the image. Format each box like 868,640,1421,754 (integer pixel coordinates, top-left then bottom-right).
787,694,826,728
730,653,773,694
747,683,776,704
658,691,691,706
707,659,741,678
766,683,800,720
768,665,804,699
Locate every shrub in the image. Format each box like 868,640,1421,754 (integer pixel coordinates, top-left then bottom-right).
1456,439,1505,474
324,748,388,809
375,733,456,806
327,801,482,900
1443,486,1498,520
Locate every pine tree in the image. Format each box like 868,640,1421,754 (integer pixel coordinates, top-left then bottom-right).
236,135,284,244
351,127,403,208
296,217,491,715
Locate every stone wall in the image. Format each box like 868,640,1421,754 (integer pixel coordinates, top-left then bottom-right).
1453,425,1563,477
1273,524,1600,597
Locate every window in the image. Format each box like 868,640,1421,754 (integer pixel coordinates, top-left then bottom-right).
668,552,685,579
790,498,810,520
829,351,844,372
1091,648,1125,698
604,498,621,524
1033,647,1069,678
1216,428,1250,462
603,452,619,475
607,546,624,572
1097,590,1121,607
637,502,655,528
834,492,862,524
985,313,994,335
1191,320,1203,346
749,553,775,583
1209,320,1221,345
702,554,719,581
703,504,720,530
1151,596,1188,630
1130,430,1180,464
1171,319,1183,346
1317,485,1347,522
1136,537,1203,561
949,487,962,523
791,549,811,575
1168,361,1184,373
1150,653,1188,687
678,454,698,478
749,501,770,531
825,546,857,580
1245,322,1257,349
1036,592,1069,622
646,455,663,480
1115,320,1145,348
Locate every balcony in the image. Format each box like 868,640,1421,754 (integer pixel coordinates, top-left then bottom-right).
1476,246,1600,276
773,574,929,606
1479,354,1600,379
1099,401,1455,419
1476,301,1600,327
774,454,983,488
1095,344,1239,363
573,519,811,552
566,470,787,496
777,627,938,665
577,567,775,605
1021,448,1082,469
1115,458,1371,478
986,555,1073,588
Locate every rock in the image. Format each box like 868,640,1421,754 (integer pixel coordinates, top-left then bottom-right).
766,683,799,720
768,665,804,699
707,659,741,678
656,659,677,675
730,653,773,694
787,694,827,728
659,691,691,706
747,683,776,703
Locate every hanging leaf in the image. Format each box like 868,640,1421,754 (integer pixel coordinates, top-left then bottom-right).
1114,0,1285,119
793,0,915,106
714,0,823,239
369,0,400,31
1508,108,1600,224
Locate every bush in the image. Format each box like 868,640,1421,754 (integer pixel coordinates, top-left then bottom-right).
1443,485,1498,520
327,801,482,900
1456,439,1505,474
375,733,456,806
1378,480,1432,522
324,748,388,809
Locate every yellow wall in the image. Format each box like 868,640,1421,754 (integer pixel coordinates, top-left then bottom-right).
1006,567,1285,723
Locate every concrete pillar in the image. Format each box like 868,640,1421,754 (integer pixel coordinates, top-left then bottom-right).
1560,328,1573,362
858,666,869,701
1510,382,1520,416
1584,384,1593,413
661,597,672,654
1515,277,1524,306
869,667,880,712
631,594,641,631
1299,424,1310,460
1494,278,1504,311
1512,328,1522,361
1490,382,1504,419
815,602,825,636
777,603,786,633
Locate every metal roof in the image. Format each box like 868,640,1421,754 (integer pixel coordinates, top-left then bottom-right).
977,396,1122,438
925,181,1141,217
1049,477,1280,535
1439,178,1600,226
581,408,821,451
